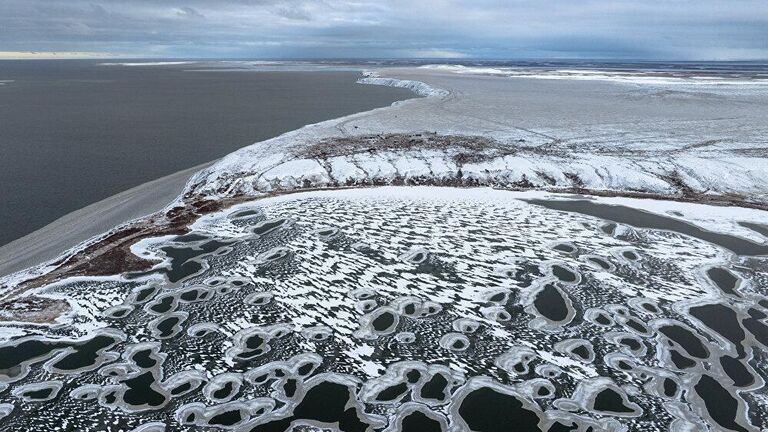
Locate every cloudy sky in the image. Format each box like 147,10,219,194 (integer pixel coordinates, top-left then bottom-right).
0,0,766,60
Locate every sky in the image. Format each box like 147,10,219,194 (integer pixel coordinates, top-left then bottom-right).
0,0,766,60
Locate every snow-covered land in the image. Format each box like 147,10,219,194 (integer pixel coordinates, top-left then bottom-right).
185,66,768,206
2,186,767,431
358,71,449,97
5,65,767,291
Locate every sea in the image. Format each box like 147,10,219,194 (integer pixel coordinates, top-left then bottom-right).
0,60,415,246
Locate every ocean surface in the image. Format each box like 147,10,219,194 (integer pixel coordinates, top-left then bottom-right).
0,60,415,246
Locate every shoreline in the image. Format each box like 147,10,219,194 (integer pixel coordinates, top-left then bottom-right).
0,64,415,248
0,161,213,278
0,67,423,280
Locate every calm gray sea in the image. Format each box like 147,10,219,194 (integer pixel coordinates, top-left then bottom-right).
0,61,414,246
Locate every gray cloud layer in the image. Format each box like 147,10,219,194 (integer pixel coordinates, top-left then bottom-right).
0,0,766,59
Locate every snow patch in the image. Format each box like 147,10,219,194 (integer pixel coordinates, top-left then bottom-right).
358,71,448,97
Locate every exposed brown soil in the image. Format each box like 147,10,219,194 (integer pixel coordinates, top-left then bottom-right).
0,296,71,324
299,132,519,168
0,196,249,305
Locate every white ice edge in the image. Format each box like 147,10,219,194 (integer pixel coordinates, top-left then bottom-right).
100,60,305,68
357,70,449,97
99,61,197,67
177,72,451,200
176,70,450,206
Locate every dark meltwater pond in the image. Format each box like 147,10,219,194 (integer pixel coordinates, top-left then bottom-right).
1,188,767,432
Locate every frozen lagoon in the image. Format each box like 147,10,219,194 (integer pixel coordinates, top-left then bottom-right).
1,187,768,431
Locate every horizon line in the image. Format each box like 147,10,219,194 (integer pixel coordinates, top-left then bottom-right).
1,56,767,64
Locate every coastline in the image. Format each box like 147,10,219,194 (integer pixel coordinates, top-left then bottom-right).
0,63,415,248
0,67,423,280
0,161,212,278
0,69,445,293
3,64,768,293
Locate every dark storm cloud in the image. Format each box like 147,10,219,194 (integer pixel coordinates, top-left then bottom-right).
0,0,766,59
